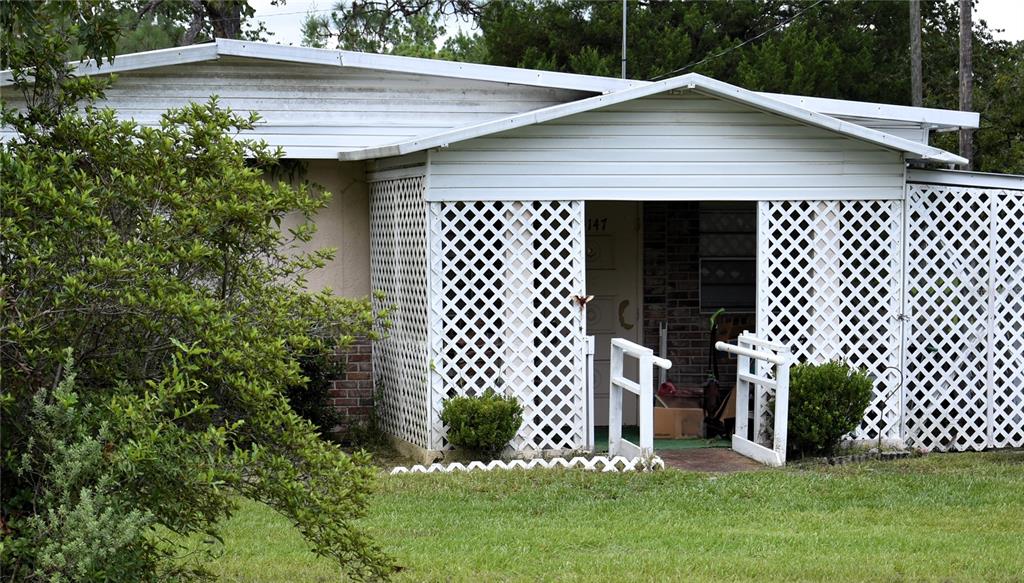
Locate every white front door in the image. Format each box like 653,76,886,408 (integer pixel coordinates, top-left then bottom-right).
585,201,642,425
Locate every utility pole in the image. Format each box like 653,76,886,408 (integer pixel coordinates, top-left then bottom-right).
621,0,627,79
959,0,974,168
910,0,922,107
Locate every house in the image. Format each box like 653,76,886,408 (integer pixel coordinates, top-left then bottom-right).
5,39,1021,461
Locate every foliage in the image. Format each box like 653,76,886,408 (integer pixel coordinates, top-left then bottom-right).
787,360,874,456
1,11,392,580
285,348,346,435
439,390,523,455
302,0,481,55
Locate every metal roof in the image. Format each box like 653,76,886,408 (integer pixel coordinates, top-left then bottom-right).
1,39,974,165
337,72,968,165
2,39,978,130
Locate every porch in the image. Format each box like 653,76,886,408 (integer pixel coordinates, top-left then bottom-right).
368,168,1024,460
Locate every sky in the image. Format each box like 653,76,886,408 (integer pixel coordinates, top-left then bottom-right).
249,0,1024,48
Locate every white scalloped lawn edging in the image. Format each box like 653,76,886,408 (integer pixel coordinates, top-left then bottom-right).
389,455,665,475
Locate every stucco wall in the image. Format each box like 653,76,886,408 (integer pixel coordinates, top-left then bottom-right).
280,160,371,298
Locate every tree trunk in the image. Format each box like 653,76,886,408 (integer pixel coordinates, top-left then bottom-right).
204,0,243,40
910,0,922,107
959,0,974,168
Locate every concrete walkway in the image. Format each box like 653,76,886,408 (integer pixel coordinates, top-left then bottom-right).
658,448,766,472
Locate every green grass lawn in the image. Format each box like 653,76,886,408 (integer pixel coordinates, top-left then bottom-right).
196,451,1024,582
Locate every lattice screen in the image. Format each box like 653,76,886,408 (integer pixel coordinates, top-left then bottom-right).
757,200,904,443
904,184,1024,451
368,175,431,449
427,201,587,452
991,192,1024,449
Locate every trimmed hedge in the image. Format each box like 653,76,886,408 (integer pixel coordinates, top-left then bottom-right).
788,360,874,456
441,390,524,456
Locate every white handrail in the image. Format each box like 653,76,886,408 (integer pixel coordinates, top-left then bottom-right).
718,331,794,467
607,338,672,458
714,341,789,365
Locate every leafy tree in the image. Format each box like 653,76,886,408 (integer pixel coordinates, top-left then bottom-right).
1,3,393,580
302,0,481,55
132,0,279,45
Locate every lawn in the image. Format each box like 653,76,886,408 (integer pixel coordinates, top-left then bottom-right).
195,451,1024,582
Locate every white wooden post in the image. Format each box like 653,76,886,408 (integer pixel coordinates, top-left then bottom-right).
734,351,750,441
773,361,790,459
638,351,654,455
608,341,624,456
586,335,596,451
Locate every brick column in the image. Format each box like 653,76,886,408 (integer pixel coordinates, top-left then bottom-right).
328,338,375,430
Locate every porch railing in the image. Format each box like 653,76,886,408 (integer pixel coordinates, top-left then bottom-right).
716,332,794,467
607,338,672,457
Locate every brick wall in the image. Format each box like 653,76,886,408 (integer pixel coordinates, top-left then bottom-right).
327,338,375,431
641,202,757,395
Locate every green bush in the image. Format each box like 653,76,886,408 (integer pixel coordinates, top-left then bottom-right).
1,9,392,579
440,390,524,456
787,360,874,456
286,348,346,435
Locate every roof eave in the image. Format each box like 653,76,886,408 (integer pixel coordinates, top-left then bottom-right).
1,43,220,87
758,91,981,130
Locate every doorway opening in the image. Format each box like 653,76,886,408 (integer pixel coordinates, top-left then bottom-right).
585,200,758,430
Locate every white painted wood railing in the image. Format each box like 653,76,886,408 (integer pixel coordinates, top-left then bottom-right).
608,338,672,457
585,335,596,451
716,333,794,467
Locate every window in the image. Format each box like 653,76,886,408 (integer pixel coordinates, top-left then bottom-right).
699,202,756,312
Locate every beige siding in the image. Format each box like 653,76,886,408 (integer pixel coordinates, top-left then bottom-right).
280,161,370,297
427,94,907,201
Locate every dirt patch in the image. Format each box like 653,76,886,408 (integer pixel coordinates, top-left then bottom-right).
658,448,766,473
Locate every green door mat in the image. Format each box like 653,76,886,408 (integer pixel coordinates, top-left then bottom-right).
592,426,730,452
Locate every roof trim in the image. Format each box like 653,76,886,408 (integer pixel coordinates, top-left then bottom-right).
1,43,220,86
1,38,639,94
758,92,980,130
908,168,1024,189
218,39,642,92
336,73,968,165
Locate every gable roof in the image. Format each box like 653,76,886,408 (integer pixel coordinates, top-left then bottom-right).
1,39,978,130
1,39,974,165
337,72,968,165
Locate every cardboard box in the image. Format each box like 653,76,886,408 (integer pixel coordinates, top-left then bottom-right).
654,406,704,438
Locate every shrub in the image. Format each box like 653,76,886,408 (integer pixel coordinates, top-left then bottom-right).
286,348,346,435
440,390,524,456
787,360,874,456
1,10,393,579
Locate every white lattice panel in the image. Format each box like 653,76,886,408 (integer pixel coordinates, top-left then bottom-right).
991,191,1024,448
904,185,991,451
904,184,1024,451
427,201,587,452
369,175,431,449
757,200,904,443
